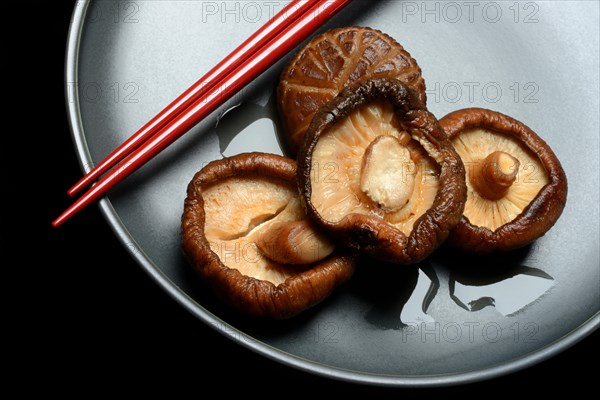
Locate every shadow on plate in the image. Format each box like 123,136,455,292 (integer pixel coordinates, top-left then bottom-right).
345,258,439,330
434,245,554,316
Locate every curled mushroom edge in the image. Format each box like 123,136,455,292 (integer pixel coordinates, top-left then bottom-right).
440,107,568,253
297,78,468,264
181,153,356,319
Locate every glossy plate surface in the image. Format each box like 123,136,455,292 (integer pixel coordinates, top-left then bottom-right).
66,0,599,386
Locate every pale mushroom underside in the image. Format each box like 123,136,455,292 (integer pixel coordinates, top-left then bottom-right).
202,176,307,285
310,100,440,236
451,128,549,231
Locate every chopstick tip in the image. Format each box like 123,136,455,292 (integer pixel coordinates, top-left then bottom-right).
67,187,79,197
68,176,91,196
52,209,73,228
52,216,65,228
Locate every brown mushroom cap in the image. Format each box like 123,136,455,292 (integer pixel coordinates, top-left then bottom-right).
298,78,467,264
278,26,426,154
181,153,356,318
440,108,568,253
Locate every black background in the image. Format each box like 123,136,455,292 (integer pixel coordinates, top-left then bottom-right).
21,0,598,395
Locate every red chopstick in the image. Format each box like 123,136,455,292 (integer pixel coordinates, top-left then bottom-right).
68,0,317,197
53,0,351,227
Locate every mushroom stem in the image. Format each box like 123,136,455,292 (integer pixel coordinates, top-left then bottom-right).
256,220,335,265
360,135,416,211
471,151,520,200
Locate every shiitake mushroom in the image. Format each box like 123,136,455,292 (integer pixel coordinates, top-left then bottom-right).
297,78,467,264
180,24,569,318
278,26,426,154
439,108,568,253
181,153,356,318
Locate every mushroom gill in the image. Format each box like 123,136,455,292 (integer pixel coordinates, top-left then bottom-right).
202,175,307,285
452,128,549,231
298,78,466,263
309,99,440,237
181,153,356,318
440,108,567,253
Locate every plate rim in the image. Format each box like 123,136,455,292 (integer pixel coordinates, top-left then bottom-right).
65,0,599,387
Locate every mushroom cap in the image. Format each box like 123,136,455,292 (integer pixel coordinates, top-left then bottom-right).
181,153,356,318
278,26,426,154
440,108,568,253
298,78,467,264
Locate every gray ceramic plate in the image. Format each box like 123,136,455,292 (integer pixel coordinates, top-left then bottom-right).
66,0,599,386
